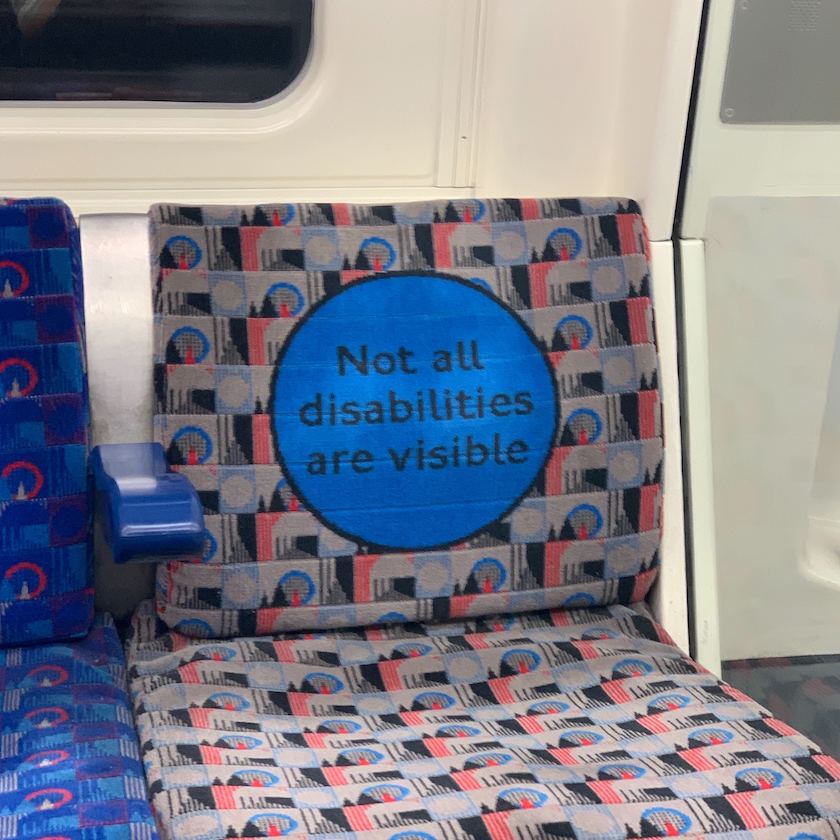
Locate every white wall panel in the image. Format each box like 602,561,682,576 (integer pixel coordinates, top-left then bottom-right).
693,198,840,662
649,242,690,653
0,2,464,208
475,1,702,240
679,239,721,674
0,1,701,239
683,0,840,239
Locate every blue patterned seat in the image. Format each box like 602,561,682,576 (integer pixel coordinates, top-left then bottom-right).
0,198,91,645
0,199,158,838
0,615,157,838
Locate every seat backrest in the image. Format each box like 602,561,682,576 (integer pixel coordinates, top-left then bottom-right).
151,198,662,638
0,198,92,645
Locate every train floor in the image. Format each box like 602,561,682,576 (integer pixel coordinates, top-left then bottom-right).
724,655,840,759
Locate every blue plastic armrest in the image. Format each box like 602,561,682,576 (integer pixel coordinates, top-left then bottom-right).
89,443,205,564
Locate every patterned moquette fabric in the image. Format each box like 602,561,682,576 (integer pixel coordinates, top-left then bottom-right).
0,198,93,645
128,599,840,840
151,198,662,638
0,613,158,839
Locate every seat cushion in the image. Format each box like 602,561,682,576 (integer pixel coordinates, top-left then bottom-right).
127,601,840,840
0,613,158,838
0,197,92,645
151,198,662,638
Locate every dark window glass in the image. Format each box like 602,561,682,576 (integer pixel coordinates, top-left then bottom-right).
0,0,313,102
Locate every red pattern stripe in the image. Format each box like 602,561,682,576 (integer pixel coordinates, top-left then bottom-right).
344,806,373,832
640,484,659,533
252,414,272,464
188,707,210,729
637,714,670,734
627,298,650,345
432,223,456,269
256,513,278,563
681,748,715,772
543,542,564,589
618,215,642,255
728,792,766,830
378,660,403,693
240,228,263,272
333,205,353,226
451,769,483,791
631,568,658,602
521,199,541,221
246,319,270,366
603,681,631,705
545,448,564,496
528,263,550,309
639,390,658,440
423,737,452,759
212,785,238,811
588,780,621,805
255,607,282,636
481,811,515,840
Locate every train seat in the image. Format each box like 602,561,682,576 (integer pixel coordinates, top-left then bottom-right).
119,198,840,839
0,199,157,838
0,615,158,838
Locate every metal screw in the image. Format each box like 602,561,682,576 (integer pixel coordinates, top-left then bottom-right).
723,107,735,119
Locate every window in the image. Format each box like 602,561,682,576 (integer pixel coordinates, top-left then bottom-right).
0,0,313,103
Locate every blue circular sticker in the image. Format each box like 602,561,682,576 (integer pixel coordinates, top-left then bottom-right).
271,272,558,550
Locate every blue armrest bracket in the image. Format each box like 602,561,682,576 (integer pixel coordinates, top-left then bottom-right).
90,443,205,564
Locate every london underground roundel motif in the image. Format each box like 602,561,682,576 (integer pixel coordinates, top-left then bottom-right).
6,561,47,598
271,273,559,550
218,735,262,751
25,750,70,769
390,833,436,840
169,326,209,365
735,767,783,790
24,788,73,810
265,282,305,318
0,357,38,398
2,460,44,500
25,706,69,728
319,719,361,734
25,664,68,687
641,807,692,836
164,235,202,270
0,260,29,297
233,770,280,788
247,814,297,836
